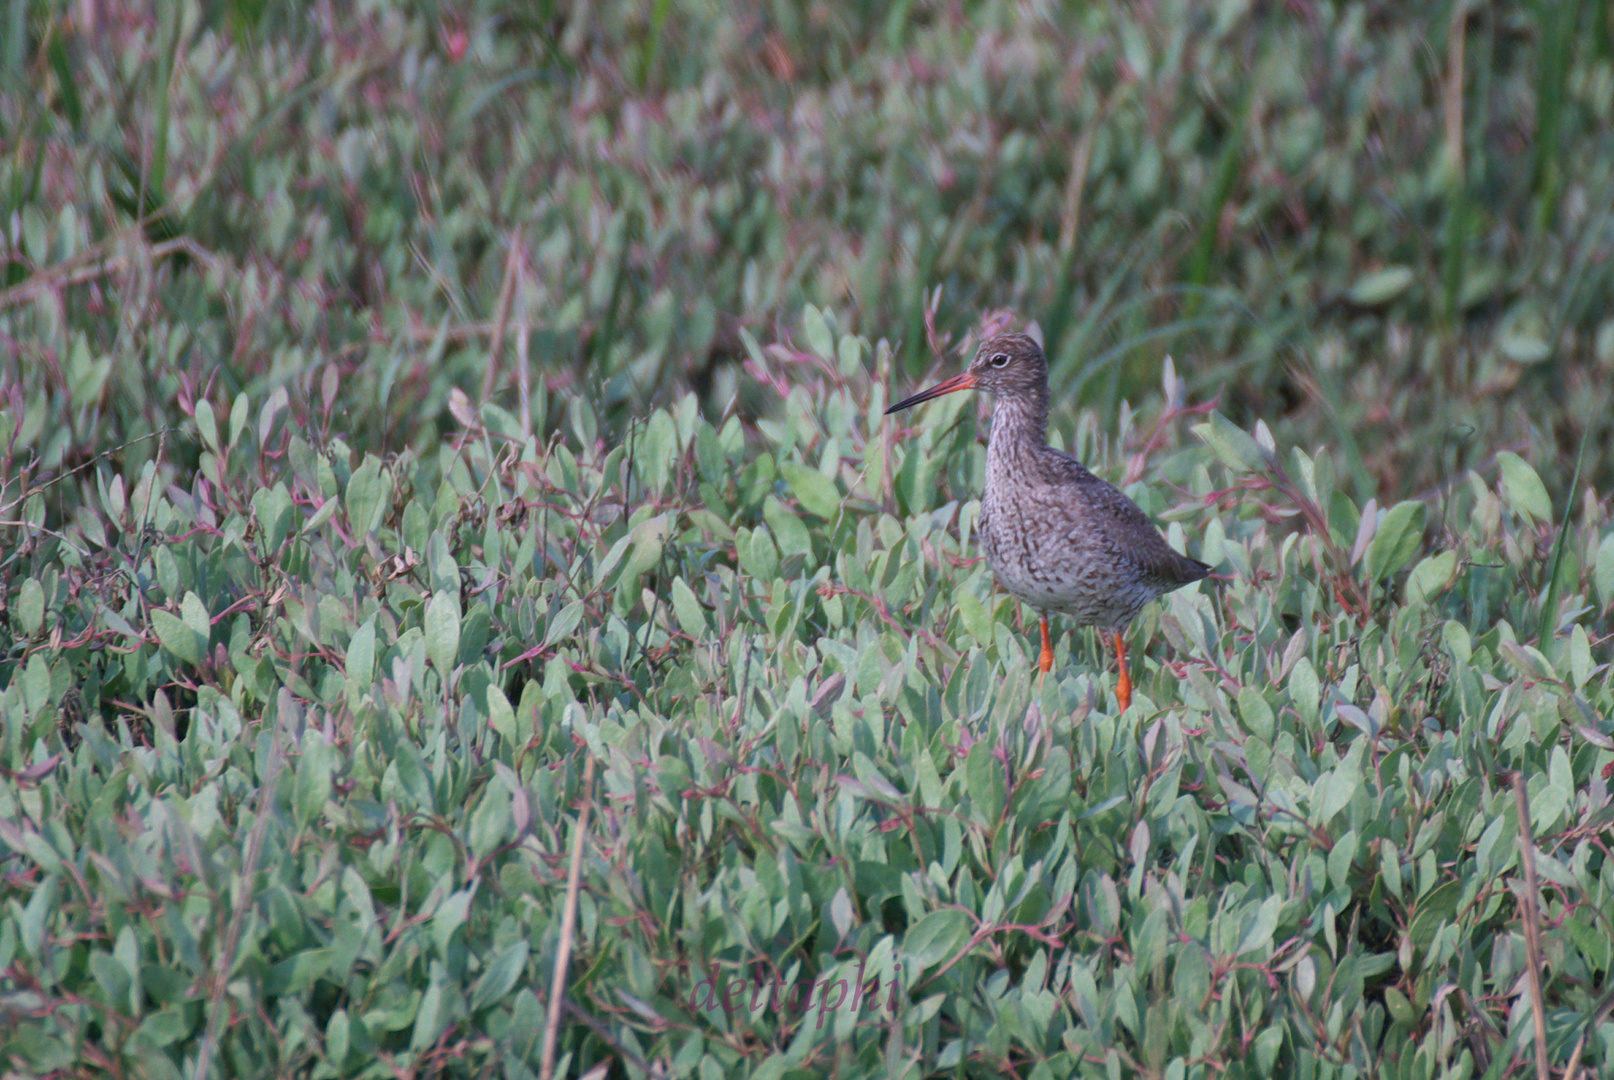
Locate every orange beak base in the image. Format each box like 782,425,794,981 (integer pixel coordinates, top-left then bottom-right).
885,372,978,414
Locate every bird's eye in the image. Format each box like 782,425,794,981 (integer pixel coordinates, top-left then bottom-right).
990,353,1010,368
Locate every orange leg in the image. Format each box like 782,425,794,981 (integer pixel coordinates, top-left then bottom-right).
1038,614,1054,675
1114,630,1132,712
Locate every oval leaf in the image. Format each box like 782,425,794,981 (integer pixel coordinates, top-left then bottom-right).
346,454,389,536
1365,500,1425,581
802,304,835,361
902,909,972,971
1347,266,1414,306
152,610,204,666
425,591,462,675
1192,412,1269,473
17,578,43,636
780,460,841,519
1496,452,1551,524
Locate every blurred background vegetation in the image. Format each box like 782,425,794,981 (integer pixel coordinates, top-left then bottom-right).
5,0,1614,510
7,4,1614,1078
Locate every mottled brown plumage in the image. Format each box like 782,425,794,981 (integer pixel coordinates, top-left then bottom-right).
886,331,1209,709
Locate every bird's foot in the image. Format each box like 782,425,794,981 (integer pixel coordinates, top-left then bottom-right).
1038,614,1054,676
1114,630,1131,712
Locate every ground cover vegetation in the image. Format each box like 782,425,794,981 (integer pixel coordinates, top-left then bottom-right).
2,0,1614,1077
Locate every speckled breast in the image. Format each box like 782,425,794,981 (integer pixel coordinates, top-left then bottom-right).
978,487,1156,630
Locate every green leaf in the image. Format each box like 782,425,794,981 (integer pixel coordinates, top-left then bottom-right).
1595,533,1614,606
837,334,862,377
19,874,58,956
1533,745,1573,832
302,496,339,534
1347,265,1414,306
326,1009,350,1063
265,948,334,995
295,729,333,829
431,886,477,956
346,454,389,535
802,303,835,361
152,609,204,666
619,512,671,584
481,401,524,439
543,599,585,648
252,483,295,552
1365,500,1425,581
1327,829,1358,890
1328,490,1360,552
90,950,130,1009
780,460,841,519
1254,1026,1284,1077
468,782,513,861
195,399,219,453
1500,331,1551,364
1443,620,1471,664
1408,884,1460,950
903,909,971,971
1288,658,1319,724
411,975,447,1051
955,589,992,648
469,940,530,1012
0,818,62,876
23,654,51,714
346,618,377,686
670,577,708,637
135,1007,192,1048
1569,624,1592,688
1235,894,1282,956
738,326,768,367
181,590,211,642
741,526,779,581
1384,987,1416,1028
1405,550,1456,603
1238,687,1274,741
425,591,462,676
763,496,813,558
1380,839,1403,899
429,529,460,594
1192,412,1269,473
1313,750,1360,825
17,578,43,636
486,683,517,742
594,532,633,588
965,742,1006,825
365,988,423,1032
1496,452,1551,524
229,391,250,447
637,411,677,493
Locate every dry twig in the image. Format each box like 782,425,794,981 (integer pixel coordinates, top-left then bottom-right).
0,235,219,313
1512,772,1551,1080
540,751,597,1080
481,228,526,403
1561,984,1614,1080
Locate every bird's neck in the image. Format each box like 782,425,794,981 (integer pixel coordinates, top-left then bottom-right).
986,394,1048,470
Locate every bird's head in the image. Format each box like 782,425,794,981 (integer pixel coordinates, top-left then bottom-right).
886,332,1046,414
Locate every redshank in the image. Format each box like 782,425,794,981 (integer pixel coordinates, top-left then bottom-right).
886,332,1209,711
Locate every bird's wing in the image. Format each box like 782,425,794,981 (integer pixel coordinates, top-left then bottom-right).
1044,452,1210,587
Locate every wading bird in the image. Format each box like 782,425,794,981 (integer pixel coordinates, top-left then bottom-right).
886,332,1209,711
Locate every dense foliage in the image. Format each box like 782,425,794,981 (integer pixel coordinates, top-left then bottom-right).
4,0,1614,498
2,314,1612,1076
3,1,1614,1078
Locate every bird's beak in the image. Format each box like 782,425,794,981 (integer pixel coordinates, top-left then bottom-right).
885,372,977,414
